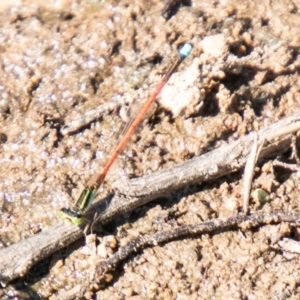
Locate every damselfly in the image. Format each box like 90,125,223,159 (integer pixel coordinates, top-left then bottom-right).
59,43,193,225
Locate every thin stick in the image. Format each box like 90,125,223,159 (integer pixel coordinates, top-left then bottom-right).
56,212,300,299
273,159,300,172
1,110,300,285
242,133,265,215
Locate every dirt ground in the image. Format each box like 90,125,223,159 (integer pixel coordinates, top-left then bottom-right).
1,0,300,299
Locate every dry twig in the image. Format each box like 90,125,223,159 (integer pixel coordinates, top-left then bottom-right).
56,212,300,300
1,111,300,285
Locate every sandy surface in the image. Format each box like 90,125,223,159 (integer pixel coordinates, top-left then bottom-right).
1,0,300,299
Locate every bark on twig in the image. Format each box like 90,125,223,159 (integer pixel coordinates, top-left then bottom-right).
1,111,300,285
